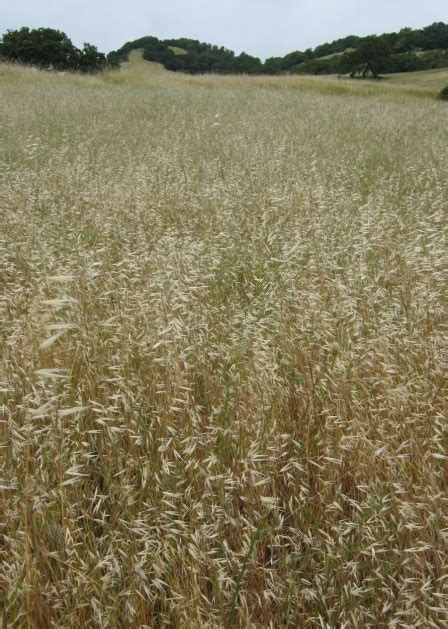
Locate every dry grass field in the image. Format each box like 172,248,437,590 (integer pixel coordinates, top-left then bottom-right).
382,66,448,92
1,53,448,627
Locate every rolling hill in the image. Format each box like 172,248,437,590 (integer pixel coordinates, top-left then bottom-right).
107,21,448,76
112,48,448,98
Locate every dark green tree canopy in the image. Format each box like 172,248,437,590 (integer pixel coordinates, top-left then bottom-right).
108,21,448,77
108,36,261,75
345,36,393,78
0,27,110,72
4,21,446,78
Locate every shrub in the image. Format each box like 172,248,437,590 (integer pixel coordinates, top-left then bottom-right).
439,85,448,100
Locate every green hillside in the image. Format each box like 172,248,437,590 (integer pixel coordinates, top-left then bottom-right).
107,22,448,76
2,22,448,78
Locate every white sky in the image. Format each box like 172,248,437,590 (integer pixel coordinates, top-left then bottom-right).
2,1,447,59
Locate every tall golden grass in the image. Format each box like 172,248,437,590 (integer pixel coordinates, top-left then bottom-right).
1,56,447,626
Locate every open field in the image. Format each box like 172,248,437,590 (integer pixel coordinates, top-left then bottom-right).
1,53,448,627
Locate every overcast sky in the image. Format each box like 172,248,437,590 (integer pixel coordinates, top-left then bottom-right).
2,1,447,59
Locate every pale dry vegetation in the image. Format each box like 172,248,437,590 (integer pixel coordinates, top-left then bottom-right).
1,55,448,627
383,66,448,91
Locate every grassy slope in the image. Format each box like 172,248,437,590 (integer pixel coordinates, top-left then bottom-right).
169,46,188,56
69,49,447,98
121,48,171,75
1,53,448,627
383,66,448,90
121,49,448,97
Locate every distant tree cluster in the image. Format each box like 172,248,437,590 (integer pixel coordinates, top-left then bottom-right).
290,36,448,78
0,27,113,73
269,22,448,77
108,22,448,78
296,49,448,76
108,37,263,75
282,22,448,77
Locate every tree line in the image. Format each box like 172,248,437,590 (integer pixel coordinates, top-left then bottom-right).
0,27,114,72
108,22,448,77
2,22,448,77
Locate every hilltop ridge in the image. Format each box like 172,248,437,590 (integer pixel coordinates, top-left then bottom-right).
1,21,447,78
108,21,448,75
